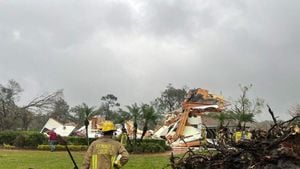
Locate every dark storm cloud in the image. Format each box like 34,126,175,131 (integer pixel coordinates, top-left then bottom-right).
0,0,299,120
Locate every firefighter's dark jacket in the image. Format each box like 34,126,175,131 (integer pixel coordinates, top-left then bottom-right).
82,136,129,169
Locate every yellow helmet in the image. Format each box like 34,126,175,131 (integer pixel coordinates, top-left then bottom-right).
101,121,116,132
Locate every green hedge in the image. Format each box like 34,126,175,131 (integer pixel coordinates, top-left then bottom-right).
0,131,170,153
66,136,97,145
0,131,48,148
125,139,171,153
0,131,20,145
138,139,171,150
37,144,88,151
0,131,97,148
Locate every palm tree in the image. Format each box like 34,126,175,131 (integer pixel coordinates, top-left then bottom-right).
125,103,141,144
71,103,95,146
140,104,162,141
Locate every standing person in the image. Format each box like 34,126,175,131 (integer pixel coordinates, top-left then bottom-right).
48,128,58,152
119,126,128,146
82,121,129,169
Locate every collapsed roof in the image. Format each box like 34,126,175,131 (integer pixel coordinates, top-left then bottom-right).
40,118,76,137
153,88,228,147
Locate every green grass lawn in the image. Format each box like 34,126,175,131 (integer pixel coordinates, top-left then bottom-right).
0,149,172,169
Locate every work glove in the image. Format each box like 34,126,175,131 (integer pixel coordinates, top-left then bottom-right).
113,160,122,169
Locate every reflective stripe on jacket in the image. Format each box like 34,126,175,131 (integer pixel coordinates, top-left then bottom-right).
82,136,129,169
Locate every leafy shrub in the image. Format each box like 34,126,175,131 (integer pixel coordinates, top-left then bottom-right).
126,145,144,153
0,131,20,145
0,131,98,149
37,144,88,151
141,139,171,150
3,143,16,149
26,133,47,147
126,139,168,153
66,136,97,145
13,134,27,148
141,143,164,153
0,131,47,148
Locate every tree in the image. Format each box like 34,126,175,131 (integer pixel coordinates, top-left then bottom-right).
289,104,300,117
28,112,49,130
20,109,34,130
153,84,188,113
114,108,131,124
125,103,141,143
20,90,63,130
49,98,70,124
231,84,264,130
70,103,95,145
288,104,300,124
0,80,23,130
0,79,62,131
140,104,162,141
100,94,120,120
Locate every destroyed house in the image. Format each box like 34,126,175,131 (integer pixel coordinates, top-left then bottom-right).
153,88,228,147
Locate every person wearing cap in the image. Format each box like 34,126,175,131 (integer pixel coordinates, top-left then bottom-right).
82,121,129,169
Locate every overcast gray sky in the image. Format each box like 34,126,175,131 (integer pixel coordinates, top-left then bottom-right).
1,0,299,121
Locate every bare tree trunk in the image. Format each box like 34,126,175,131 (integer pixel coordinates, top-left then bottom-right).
85,118,89,146
140,121,148,141
133,120,137,144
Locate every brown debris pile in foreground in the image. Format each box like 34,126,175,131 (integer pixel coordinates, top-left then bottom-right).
169,115,300,169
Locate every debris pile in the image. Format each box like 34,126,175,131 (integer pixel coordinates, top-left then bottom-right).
169,114,300,169
153,88,227,147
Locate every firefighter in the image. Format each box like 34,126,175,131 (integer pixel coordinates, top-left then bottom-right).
82,121,129,169
233,128,242,143
120,126,128,146
245,128,252,140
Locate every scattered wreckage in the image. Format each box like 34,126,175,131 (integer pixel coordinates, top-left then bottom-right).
168,109,300,169
153,88,228,147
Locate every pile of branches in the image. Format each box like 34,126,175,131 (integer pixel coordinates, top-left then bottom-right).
169,112,300,169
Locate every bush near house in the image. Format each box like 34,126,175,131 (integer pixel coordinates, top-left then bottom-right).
37,144,88,151
66,136,97,145
0,131,48,148
0,132,171,153
126,139,171,153
0,131,20,145
140,139,171,150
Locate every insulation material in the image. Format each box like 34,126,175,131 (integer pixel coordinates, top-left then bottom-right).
188,116,202,125
191,105,219,110
153,126,169,139
183,126,201,137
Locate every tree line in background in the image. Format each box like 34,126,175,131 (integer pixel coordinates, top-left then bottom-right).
0,81,187,134
1,80,299,134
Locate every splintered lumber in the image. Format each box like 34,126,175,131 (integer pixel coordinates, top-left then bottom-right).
177,140,201,147
175,109,190,139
